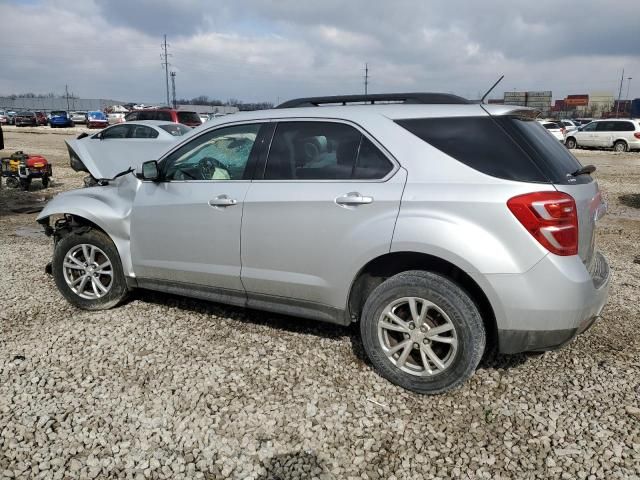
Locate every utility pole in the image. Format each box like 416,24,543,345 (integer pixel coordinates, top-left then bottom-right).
615,68,625,116
364,63,369,95
161,34,172,107
65,84,70,111
170,71,177,109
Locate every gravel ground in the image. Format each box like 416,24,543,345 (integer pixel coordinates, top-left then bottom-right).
1,126,639,479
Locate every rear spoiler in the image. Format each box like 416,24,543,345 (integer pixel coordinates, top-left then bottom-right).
481,105,541,120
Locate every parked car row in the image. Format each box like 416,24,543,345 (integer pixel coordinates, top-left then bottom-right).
1,109,48,126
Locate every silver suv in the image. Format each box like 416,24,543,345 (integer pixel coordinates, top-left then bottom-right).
38,93,610,394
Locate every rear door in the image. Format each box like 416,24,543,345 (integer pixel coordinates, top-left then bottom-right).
241,120,406,313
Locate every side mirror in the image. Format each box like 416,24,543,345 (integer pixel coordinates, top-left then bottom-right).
139,160,160,181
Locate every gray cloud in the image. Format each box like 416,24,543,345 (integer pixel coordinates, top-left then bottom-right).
0,0,638,104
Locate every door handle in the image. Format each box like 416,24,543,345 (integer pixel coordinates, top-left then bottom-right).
208,195,237,207
335,192,374,206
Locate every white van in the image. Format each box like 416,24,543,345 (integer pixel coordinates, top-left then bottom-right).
565,119,640,152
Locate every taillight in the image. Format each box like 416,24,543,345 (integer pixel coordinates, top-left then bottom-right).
561,127,566,134
634,132,640,139
507,192,578,256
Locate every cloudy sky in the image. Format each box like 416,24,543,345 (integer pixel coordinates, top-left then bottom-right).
1,0,638,105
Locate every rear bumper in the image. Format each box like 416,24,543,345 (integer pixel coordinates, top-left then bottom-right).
485,251,610,354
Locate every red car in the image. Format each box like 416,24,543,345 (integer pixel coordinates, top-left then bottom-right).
124,108,202,127
86,111,109,129
34,111,48,126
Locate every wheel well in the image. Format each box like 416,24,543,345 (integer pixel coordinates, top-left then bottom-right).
348,251,497,350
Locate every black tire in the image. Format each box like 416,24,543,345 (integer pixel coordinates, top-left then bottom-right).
613,140,627,153
52,229,128,310
565,137,577,149
360,270,486,394
41,176,49,188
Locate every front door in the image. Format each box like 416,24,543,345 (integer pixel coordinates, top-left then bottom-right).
241,120,406,313
130,122,265,295
576,122,598,147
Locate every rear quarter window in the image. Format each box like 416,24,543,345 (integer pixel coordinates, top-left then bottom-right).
396,116,587,185
395,116,548,183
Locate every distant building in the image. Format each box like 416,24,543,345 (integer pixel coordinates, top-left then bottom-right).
177,104,239,115
588,92,614,117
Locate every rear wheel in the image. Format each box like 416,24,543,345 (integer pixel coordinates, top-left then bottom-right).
41,176,49,188
360,270,486,394
565,137,577,149
52,229,128,310
613,140,627,153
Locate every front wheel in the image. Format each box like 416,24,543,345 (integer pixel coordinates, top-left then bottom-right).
52,229,128,310
360,271,486,394
565,137,577,149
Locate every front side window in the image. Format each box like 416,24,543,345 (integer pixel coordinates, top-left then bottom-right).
582,122,597,132
101,124,130,139
163,124,261,181
264,121,392,180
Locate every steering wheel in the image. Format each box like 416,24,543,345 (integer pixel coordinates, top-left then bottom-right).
198,157,226,179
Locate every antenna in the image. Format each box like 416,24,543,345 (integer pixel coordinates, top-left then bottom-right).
480,75,505,104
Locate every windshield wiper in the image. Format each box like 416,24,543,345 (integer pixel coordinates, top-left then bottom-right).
570,164,596,177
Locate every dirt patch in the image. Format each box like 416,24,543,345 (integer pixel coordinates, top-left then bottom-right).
619,193,640,209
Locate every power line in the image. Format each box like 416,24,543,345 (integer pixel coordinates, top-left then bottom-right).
170,71,177,109
161,34,172,107
364,63,369,95
615,68,624,115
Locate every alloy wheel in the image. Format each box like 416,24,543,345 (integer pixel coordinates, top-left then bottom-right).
62,244,113,300
377,296,458,377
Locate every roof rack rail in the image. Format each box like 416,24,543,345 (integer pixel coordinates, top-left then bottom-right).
276,92,470,109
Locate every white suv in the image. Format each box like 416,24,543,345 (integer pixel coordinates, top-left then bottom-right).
565,119,640,152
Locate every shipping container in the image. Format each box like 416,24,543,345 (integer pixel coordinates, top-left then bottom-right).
631,98,640,118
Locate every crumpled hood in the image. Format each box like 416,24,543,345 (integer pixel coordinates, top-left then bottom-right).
66,135,176,179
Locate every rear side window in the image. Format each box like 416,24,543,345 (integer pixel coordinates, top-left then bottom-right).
614,121,635,132
155,111,173,122
596,122,617,132
264,121,392,180
159,123,191,136
177,112,201,124
130,125,159,139
396,116,585,184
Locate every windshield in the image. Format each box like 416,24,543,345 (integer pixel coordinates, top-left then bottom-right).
159,123,191,136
